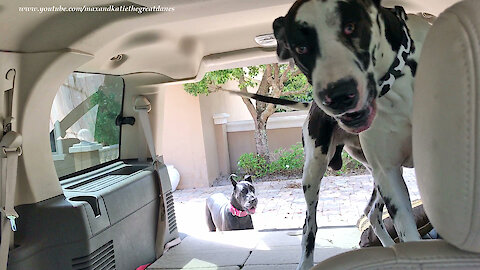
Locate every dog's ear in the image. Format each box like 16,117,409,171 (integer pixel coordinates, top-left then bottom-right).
243,175,253,183
273,16,292,60
229,174,238,187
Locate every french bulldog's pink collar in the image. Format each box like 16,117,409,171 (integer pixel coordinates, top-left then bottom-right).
229,204,253,217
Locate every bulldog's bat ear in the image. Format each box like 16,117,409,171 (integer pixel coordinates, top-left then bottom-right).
229,174,238,187
273,16,292,60
244,175,253,183
372,0,381,7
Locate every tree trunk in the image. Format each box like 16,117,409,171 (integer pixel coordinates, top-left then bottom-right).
254,117,270,163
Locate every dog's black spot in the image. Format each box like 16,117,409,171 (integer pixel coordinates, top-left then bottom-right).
354,60,364,72
303,219,307,234
378,7,403,52
371,47,377,66
274,3,321,83
383,196,398,219
406,59,417,76
360,52,371,70
305,231,315,257
377,216,384,229
303,185,307,193
379,50,406,96
328,145,344,170
337,1,373,70
366,72,376,98
376,13,381,33
388,204,398,219
382,196,390,205
307,103,337,154
273,17,292,60
364,188,377,215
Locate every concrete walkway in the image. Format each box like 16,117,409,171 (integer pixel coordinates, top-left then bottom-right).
173,169,420,235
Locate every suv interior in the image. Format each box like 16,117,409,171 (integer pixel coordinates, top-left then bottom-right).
1,0,479,269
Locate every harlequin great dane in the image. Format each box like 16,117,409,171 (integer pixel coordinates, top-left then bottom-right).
227,0,431,269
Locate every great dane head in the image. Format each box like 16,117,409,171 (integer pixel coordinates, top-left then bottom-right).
230,174,258,214
274,0,390,133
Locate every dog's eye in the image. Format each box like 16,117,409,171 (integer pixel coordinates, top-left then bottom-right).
295,46,309,55
344,23,355,35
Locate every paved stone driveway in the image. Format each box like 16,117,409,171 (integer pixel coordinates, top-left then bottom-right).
173,168,420,235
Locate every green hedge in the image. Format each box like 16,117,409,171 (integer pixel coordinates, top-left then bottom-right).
237,143,304,177
236,142,364,178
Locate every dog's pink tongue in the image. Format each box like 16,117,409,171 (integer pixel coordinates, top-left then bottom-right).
248,208,256,214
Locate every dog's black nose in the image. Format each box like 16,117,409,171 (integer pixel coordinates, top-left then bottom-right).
319,78,358,113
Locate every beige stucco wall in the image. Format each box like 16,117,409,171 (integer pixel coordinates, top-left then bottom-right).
198,81,253,122
196,85,259,185
198,95,220,186
162,83,253,189
162,84,211,189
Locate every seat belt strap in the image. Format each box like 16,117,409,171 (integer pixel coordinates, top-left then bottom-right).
134,96,166,259
0,131,22,270
136,109,159,167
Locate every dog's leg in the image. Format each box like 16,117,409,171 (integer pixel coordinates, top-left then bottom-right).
359,119,421,244
205,205,216,232
366,188,396,246
298,143,327,270
344,138,395,245
373,167,421,242
298,131,337,269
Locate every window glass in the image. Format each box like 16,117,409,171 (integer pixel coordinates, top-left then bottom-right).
50,73,124,178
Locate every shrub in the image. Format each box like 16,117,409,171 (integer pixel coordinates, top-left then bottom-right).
237,153,269,177
237,143,366,178
237,143,305,177
269,143,304,174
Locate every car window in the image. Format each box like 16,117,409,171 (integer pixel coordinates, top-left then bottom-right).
50,73,124,178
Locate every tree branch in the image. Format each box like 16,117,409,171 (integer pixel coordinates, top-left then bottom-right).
207,84,222,93
290,69,302,78
279,63,293,85
271,64,283,98
238,74,258,120
259,64,273,95
261,103,276,123
273,63,280,89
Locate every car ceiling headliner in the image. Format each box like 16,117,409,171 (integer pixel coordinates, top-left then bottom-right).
0,0,461,82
